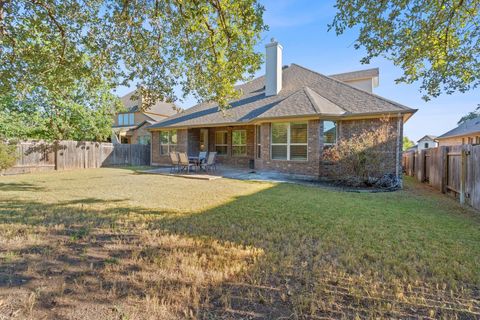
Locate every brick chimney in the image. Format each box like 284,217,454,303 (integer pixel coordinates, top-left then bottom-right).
265,38,283,96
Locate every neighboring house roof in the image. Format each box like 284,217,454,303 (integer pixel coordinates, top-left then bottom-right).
112,120,155,136
120,90,179,117
148,64,416,130
436,117,480,140
417,135,438,142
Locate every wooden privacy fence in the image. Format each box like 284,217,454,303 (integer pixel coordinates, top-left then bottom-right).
403,145,480,211
4,140,150,175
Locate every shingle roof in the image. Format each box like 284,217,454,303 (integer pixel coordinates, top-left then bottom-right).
437,117,480,140
120,90,178,116
417,135,437,142
148,64,415,130
329,68,379,82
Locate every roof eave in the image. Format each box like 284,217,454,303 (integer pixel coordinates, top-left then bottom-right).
436,130,480,140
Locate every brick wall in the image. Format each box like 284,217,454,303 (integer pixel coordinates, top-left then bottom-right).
149,117,403,179
208,125,255,167
319,117,402,179
129,124,151,144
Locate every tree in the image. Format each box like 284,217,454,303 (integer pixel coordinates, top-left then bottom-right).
458,104,480,125
0,141,16,171
330,1,480,100
402,136,415,151
0,0,266,140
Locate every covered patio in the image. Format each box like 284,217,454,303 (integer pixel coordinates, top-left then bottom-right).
140,164,320,184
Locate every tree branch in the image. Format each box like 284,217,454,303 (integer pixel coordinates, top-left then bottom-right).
30,0,67,59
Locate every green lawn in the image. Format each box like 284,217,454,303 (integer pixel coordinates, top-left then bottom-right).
0,168,479,319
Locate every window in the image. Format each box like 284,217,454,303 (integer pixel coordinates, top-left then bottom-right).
118,113,134,126
232,130,247,156
159,130,177,155
256,125,261,159
468,137,474,144
271,122,308,161
476,136,480,145
424,142,429,148
215,131,228,155
323,121,337,145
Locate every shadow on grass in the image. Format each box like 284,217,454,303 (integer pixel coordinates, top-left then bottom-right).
0,184,479,319
0,182,45,192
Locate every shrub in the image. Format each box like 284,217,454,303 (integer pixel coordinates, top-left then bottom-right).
322,117,396,187
0,141,17,171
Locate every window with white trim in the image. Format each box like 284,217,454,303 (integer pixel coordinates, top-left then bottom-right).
271,122,307,160
160,130,177,155
118,113,135,126
232,130,247,156
323,121,337,145
215,131,228,155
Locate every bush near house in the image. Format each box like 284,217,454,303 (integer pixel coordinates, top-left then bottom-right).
323,117,398,187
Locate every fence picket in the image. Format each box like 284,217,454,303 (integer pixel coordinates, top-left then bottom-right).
403,145,480,211
4,140,150,175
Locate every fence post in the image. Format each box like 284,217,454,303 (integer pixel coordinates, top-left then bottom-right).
460,148,467,205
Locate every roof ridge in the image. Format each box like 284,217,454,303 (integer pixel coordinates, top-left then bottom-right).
329,67,379,78
302,87,321,114
303,85,348,115
290,63,416,112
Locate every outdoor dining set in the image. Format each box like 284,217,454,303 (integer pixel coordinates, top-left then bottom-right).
169,151,217,173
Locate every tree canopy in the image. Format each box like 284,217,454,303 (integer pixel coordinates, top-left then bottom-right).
0,0,266,140
402,136,415,151
458,104,480,124
330,0,480,100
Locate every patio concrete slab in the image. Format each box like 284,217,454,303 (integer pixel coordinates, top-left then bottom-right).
140,168,222,180
140,166,318,184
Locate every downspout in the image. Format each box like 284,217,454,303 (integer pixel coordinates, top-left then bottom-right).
396,113,402,188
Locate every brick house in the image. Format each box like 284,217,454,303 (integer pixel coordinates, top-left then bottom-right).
112,90,179,144
147,40,416,180
436,117,480,146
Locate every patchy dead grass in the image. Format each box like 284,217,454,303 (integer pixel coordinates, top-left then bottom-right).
0,168,479,319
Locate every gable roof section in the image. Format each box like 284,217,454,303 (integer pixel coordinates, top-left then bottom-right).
417,135,437,142
148,64,415,130
437,117,480,140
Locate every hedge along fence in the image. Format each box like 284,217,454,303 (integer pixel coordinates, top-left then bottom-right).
3,140,150,175
403,145,480,211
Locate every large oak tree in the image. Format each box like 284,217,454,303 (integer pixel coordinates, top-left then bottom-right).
0,0,266,140
331,0,480,100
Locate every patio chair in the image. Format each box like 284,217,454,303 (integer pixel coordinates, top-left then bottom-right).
169,152,179,173
200,152,217,172
178,152,196,173
199,151,207,164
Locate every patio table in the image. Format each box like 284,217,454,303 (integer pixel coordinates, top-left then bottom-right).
188,156,206,171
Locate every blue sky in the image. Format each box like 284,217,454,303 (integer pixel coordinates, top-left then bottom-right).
116,0,479,142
